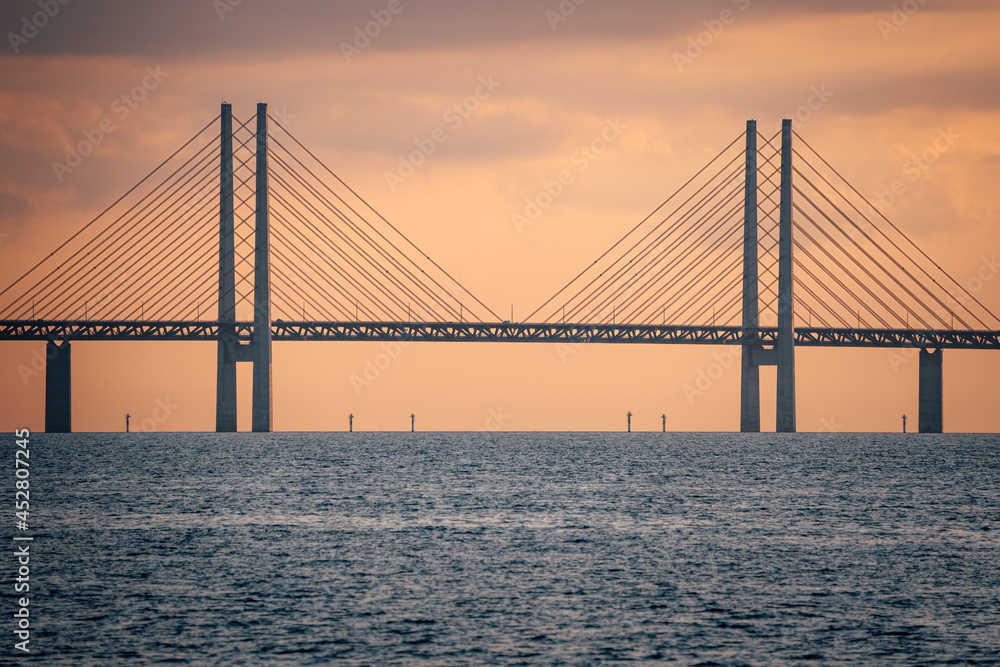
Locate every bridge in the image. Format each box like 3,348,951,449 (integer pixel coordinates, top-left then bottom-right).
1,104,997,432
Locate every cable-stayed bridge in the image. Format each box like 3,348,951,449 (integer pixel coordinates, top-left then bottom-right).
1,104,997,433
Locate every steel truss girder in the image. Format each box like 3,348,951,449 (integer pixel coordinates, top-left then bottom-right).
2,320,998,349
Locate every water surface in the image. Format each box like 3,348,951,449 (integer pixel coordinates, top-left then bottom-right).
23,432,1000,664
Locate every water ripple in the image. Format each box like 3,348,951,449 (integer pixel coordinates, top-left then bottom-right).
28,432,1000,664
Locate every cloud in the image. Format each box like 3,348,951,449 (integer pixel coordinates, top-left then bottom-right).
0,190,31,220
4,0,995,59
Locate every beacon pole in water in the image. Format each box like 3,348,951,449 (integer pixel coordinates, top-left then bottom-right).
126,414,130,433
411,414,415,432
662,414,666,432
627,412,632,433
349,414,353,432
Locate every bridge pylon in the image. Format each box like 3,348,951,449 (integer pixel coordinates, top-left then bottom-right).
740,119,796,432
5,106,994,433
214,102,272,432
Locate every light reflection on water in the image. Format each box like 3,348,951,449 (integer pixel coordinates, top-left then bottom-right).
29,432,1000,664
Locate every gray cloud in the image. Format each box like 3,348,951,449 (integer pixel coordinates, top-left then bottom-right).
0,190,31,220
4,0,991,59
0,190,33,240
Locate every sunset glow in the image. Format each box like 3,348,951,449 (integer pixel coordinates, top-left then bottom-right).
2,0,999,432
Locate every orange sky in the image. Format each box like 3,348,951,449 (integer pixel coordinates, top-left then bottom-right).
1,0,999,432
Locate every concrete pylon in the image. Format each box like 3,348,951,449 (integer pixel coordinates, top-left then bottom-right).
775,119,796,432
740,120,761,433
44,340,71,433
918,348,943,432
251,103,273,432
216,103,238,432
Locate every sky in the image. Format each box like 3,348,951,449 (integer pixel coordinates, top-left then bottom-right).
1,0,999,433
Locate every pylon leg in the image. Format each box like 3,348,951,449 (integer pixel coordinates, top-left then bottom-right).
776,119,796,433
740,120,761,433
216,102,238,432
252,103,273,432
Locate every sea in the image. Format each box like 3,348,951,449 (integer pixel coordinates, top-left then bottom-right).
15,432,1000,665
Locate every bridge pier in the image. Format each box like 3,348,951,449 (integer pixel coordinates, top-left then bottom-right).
740,120,761,432
775,119,796,433
44,340,71,432
918,348,943,433
252,102,273,432
216,103,238,432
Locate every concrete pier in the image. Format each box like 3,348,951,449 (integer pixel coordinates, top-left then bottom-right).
918,348,943,433
216,103,238,432
44,340,71,433
740,120,761,433
775,119,796,433
251,102,273,432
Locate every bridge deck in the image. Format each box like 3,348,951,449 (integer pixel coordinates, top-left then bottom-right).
1,320,998,349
